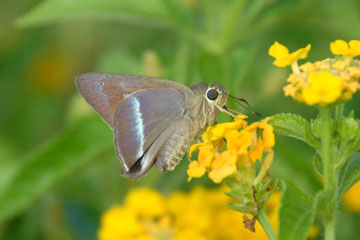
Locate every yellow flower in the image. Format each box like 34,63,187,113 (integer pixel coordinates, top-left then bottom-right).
330,40,360,57
269,41,311,67
125,188,166,218
302,71,342,106
271,40,360,105
188,115,275,184
99,187,281,240
342,181,360,213
98,206,144,240
226,129,252,155
208,151,237,183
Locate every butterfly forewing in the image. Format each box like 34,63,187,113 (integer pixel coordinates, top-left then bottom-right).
75,73,192,128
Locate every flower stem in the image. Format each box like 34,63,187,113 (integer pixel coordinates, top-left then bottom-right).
335,103,344,120
320,107,336,240
258,207,277,240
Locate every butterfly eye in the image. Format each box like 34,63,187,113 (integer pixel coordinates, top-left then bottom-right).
206,89,218,100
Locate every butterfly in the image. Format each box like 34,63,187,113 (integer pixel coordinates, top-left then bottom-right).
75,73,248,178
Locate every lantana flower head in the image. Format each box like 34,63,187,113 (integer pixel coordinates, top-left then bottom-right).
187,115,274,183
269,40,360,106
98,187,280,240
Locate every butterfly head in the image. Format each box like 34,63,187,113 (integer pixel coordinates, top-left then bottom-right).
205,82,229,108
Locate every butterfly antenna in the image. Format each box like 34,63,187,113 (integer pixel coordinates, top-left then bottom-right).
226,94,264,118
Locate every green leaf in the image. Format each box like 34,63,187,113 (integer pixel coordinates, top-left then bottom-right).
272,113,308,141
227,202,252,213
0,116,113,222
258,179,279,207
313,152,323,176
272,137,322,194
339,152,360,195
272,113,319,148
346,120,360,154
16,0,170,28
278,180,315,240
314,189,335,217
224,191,245,202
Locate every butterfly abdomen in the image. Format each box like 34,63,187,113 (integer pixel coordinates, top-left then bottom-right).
155,122,189,172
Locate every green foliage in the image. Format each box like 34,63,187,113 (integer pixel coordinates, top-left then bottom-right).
272,113,319,148
313,152,323,176
278,181,315,240
339,152,360,195
16,0,171,28
272,113,309,141
0,116,112,222
345,120,360,154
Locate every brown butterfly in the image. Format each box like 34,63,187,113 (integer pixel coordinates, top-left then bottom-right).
75,73,247,179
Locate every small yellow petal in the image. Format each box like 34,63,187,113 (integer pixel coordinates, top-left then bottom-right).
269,41,290,59
330,40,351,56
187,161,206,181
249,138,265,162
209,166,237,183
349,40,360,57
189,143,205,157
259,117,273,128
226,129,251,155
198,144,215,167
269,42,291,67
209,151,237,183
263,124,275,149
289,44,311,62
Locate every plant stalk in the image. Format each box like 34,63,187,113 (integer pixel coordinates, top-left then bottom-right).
320,107,336,240
258,207,277,240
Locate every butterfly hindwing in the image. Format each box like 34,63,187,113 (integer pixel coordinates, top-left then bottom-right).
113,88,189,177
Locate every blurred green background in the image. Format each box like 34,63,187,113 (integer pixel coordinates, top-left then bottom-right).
0,0,360,239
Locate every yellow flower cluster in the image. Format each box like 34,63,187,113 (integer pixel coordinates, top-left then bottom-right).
98,187,280,240
187,115,274,183
269,40,360,106
342,181,360,213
